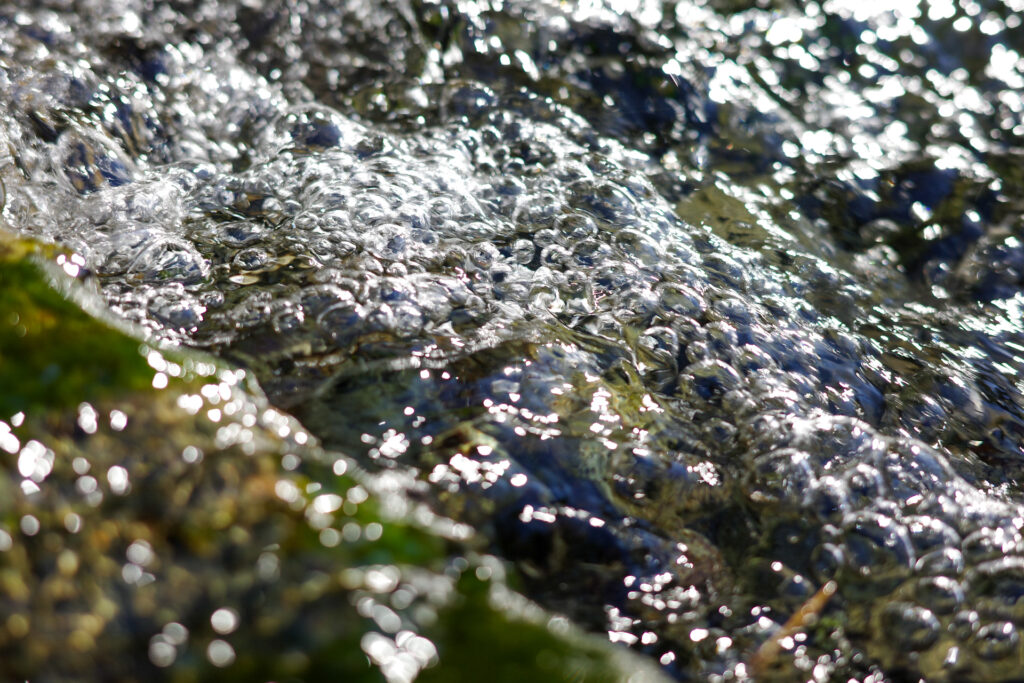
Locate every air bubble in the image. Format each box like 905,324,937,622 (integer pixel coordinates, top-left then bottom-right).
232,247,270,272
747,448,815,505
915,547,965,576
566,179,637,226
469,243,500,270
841,512,914,589
911,576,964,615
880,602,940,651
967,557,1024,620
513,192,562,232
266,104,363,153
53,127,135,194
212,221,267,249
973,622,1020,661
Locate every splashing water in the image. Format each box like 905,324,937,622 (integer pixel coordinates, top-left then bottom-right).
3,0,1024,680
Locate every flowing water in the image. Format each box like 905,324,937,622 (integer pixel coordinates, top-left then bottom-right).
3,0,1024,680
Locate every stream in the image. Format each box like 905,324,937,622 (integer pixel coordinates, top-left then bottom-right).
3,0,1024,680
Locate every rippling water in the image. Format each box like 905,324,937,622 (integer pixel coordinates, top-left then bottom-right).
4,0,1024,680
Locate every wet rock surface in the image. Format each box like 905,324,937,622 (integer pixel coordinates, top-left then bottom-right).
3,0,1024,680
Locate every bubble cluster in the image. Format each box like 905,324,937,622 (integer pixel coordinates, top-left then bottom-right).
4,0,1024,680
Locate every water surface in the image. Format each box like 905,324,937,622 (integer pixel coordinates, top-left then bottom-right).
3,0,1024,680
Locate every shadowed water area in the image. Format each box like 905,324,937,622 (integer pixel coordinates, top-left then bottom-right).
3,0,1024,680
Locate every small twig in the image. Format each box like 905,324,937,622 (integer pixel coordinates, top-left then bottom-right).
747,580,838,677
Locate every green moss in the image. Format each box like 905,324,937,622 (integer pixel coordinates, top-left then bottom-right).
0,238,153,416
422,573,640,683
